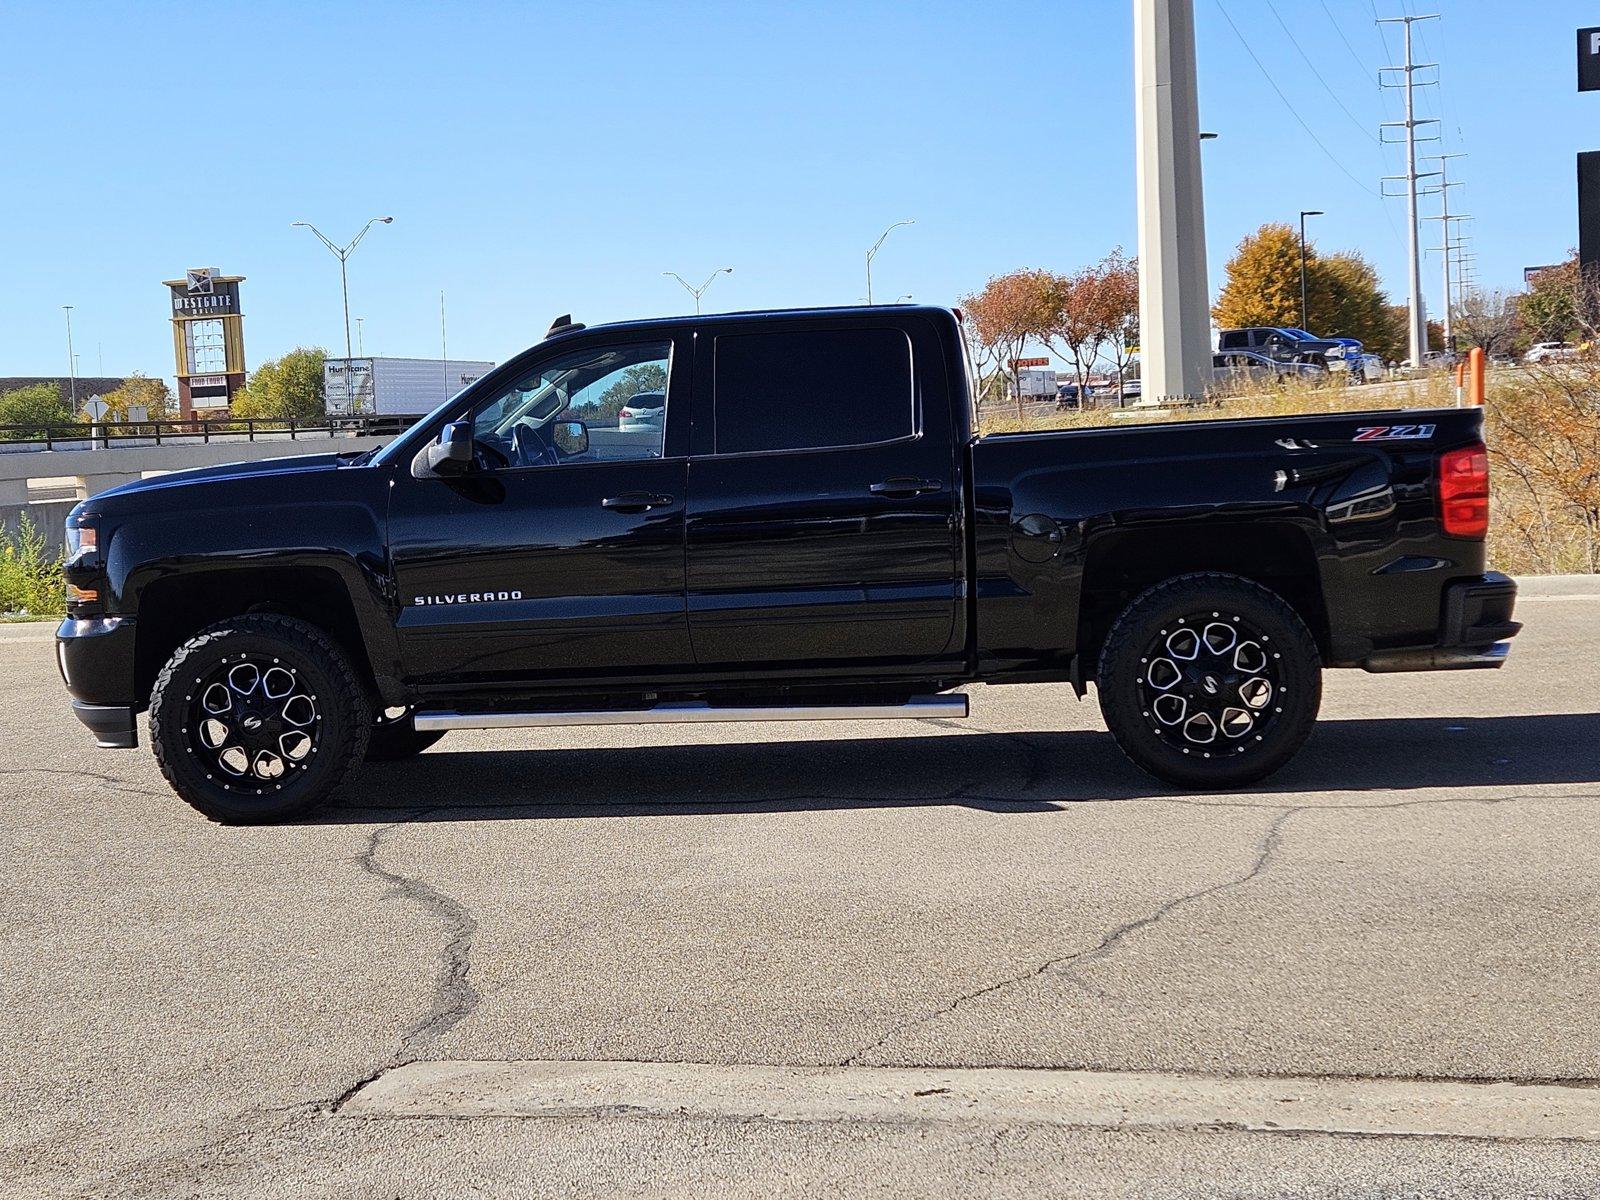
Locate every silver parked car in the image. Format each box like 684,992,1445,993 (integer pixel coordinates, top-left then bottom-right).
1212,350,1326,386
617,390,666,431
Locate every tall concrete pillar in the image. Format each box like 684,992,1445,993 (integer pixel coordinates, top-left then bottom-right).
1135,0,1212,402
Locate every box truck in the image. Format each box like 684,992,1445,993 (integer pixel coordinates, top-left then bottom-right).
325,357,495,430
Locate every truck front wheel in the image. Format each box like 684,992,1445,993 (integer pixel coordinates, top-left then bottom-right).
1096,573,1322,790
149,614,371,823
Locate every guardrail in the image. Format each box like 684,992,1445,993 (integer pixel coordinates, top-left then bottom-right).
0,414,421,451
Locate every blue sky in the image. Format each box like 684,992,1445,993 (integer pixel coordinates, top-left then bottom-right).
1,0,1593,378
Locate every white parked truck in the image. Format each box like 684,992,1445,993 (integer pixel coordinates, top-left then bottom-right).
324,357,495,429
1015,367,1058,400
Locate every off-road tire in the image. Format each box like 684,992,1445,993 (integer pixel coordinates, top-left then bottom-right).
1096,573,1322,790
150,614,371,823
365,721,445,762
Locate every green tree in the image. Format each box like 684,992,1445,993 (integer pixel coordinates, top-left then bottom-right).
232,348,328,421
1308,252,1394,356
1520,256,1593,345
98,372,174,423
0,383,73,441
588,363,668,421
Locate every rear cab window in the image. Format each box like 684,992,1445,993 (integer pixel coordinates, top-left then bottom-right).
712,327,916,455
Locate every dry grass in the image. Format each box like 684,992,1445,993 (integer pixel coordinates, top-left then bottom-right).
977,374,1456,436
976,367,1598,576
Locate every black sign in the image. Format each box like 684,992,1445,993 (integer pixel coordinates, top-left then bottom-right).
170,280,240,317
1581,27,1600,91
1580,151,1600,271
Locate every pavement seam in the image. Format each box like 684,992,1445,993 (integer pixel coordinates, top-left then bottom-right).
840,807,1299,1067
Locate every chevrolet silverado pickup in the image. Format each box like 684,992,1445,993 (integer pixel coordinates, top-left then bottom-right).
57,306,1520,822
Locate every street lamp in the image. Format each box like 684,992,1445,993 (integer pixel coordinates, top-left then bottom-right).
663,268,732,314
62,305,77,412
291,216,395,361
1299,210,1324,332
865,220,914,305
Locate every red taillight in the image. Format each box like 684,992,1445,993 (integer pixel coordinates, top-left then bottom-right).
1439,442,1489,538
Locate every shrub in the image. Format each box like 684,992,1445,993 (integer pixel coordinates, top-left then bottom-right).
1484,362,1600,575
0,514,64,617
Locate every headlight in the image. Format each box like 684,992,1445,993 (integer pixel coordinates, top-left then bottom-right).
65,521,97,559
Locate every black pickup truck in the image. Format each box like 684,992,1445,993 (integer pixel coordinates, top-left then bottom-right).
57,306,1519,822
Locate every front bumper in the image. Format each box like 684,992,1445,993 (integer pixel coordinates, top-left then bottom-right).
71,701,138,749
57,615,139,748
1361,572,1521,673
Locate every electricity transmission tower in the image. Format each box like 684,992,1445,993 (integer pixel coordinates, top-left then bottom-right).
1424,152,1468,350
1379,12,1441,366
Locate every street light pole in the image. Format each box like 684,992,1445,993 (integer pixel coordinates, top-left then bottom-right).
355,317,365,357
1298,210,1324,331
62,305,78,413
291,216,395,361
865,220,914,305
663,268,733,314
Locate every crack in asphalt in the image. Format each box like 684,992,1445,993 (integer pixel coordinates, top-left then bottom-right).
841,807,1300,1067
352,810,482,1062
0,764,166,800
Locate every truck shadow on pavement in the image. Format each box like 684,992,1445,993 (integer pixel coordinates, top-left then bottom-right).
322,712,1600,823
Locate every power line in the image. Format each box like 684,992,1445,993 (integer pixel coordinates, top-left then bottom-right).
1318,0,1378,76
1213,0,1384,198
1264,0,1380,143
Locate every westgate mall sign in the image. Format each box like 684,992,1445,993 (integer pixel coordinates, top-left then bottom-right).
169,268,241,316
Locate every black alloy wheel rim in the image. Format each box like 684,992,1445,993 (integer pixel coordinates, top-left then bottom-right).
182,655,321,793
1135,611,1286,758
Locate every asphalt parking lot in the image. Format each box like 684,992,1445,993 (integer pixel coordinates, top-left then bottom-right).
3,576,1599,1198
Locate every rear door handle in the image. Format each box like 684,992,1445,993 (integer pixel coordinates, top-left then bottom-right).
601,492,674,512
869,477,943,497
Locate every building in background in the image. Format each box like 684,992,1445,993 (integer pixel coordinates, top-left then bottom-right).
165,268,246,416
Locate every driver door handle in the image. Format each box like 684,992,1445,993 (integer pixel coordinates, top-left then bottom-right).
601,492,674,512
869,477,942,497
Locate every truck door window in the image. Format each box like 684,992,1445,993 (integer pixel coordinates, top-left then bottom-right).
712,327,915,455
468,341,671,468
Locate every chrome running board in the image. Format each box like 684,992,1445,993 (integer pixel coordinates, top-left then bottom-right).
414,695,967,732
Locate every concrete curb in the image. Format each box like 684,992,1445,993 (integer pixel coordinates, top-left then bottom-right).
340,1059,1600,1142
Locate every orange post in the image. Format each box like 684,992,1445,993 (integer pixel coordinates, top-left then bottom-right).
1454,358,1467,407
1467,346,1487,407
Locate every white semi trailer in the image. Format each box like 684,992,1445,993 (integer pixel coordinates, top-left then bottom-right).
325,357,495,429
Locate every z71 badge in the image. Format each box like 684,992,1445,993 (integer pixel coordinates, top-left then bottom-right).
1352,423,1436,442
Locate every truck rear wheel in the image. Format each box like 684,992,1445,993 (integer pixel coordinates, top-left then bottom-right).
1096,573,1321,790
149,614,371,823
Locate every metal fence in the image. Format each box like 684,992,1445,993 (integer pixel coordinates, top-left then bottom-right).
0,414,420,453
